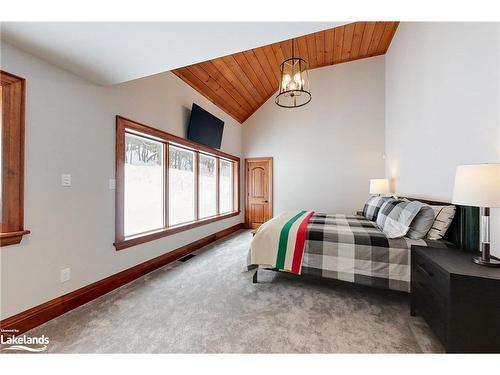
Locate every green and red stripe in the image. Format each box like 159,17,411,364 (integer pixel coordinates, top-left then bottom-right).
275,210,314,273
291,211,315,273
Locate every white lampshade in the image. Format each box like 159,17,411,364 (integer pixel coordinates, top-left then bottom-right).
452,164,500,207
369,179,390,195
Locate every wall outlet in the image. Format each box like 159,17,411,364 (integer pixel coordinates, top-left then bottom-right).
109,178,116,190
61,174,72,187
60,268,71,283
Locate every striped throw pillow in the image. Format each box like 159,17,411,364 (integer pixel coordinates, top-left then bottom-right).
427,205,456,240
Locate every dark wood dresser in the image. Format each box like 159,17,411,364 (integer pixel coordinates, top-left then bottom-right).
411,246,500,353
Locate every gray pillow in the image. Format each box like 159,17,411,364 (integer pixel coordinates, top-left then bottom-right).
407,204,435,239
376,199,424,238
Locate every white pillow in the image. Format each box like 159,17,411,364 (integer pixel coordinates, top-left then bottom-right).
426,205,456,240
406,204,435,239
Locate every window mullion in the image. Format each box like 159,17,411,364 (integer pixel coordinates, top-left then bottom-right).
233,161,237,212
165,142,169,229
194,151,199,221
216,157,220,216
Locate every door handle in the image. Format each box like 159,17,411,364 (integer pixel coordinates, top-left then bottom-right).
264,200,269,203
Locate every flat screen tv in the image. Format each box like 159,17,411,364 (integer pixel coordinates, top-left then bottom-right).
187,103,224,149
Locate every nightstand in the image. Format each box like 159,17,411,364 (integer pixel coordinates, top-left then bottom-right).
411,246,500,353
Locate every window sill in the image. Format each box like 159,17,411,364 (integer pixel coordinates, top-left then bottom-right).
114,211,240,250
0,230,31,247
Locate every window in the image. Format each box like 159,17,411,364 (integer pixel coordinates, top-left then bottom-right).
219,159,233,214
0,71,30,246
169,145,195,225
124,133,165,236
115,116,240,250
198,154,217,219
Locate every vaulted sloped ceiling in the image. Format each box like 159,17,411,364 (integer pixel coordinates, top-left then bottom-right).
172,21,399,124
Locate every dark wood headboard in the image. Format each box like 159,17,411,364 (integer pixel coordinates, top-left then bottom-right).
402,196,479,252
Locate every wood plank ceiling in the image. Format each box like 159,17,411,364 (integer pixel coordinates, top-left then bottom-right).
172,21,399,124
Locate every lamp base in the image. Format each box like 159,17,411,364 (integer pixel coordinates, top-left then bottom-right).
472,256,500,268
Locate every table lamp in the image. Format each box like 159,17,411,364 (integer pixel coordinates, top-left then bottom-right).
369,179,390,196
452,163,500,267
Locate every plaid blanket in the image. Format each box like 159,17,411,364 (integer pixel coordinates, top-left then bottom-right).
249,212,453,292
301,214,452,292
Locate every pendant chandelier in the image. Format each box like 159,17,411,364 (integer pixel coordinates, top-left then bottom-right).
275,38,311,108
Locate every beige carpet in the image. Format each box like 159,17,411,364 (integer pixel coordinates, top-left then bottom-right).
25,229,443,353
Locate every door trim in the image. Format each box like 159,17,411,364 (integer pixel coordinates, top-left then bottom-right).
245,157,273,229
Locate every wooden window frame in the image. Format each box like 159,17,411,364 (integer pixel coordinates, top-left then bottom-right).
0,70,30,246
115,116,240,250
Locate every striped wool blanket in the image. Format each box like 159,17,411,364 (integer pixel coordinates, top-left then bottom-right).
250,211,315,274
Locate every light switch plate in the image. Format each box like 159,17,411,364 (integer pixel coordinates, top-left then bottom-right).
109,178,116,190
61,174,72,187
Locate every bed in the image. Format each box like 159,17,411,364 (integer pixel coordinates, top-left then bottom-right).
248,199,478,293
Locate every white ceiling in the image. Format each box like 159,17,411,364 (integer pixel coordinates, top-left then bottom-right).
1,22,345,85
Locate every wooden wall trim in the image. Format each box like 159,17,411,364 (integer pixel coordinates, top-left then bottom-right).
0,70,30,246
0,223,244,336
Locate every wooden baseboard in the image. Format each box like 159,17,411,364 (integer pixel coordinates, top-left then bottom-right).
0,223,243,335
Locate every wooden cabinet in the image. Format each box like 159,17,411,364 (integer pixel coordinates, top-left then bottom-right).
411,246,500,353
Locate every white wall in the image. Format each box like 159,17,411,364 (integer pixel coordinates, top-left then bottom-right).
0,42,243,320
385,22,500,255
243,56,386,215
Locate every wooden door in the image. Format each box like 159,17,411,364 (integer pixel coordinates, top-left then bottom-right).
245,157,273,229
